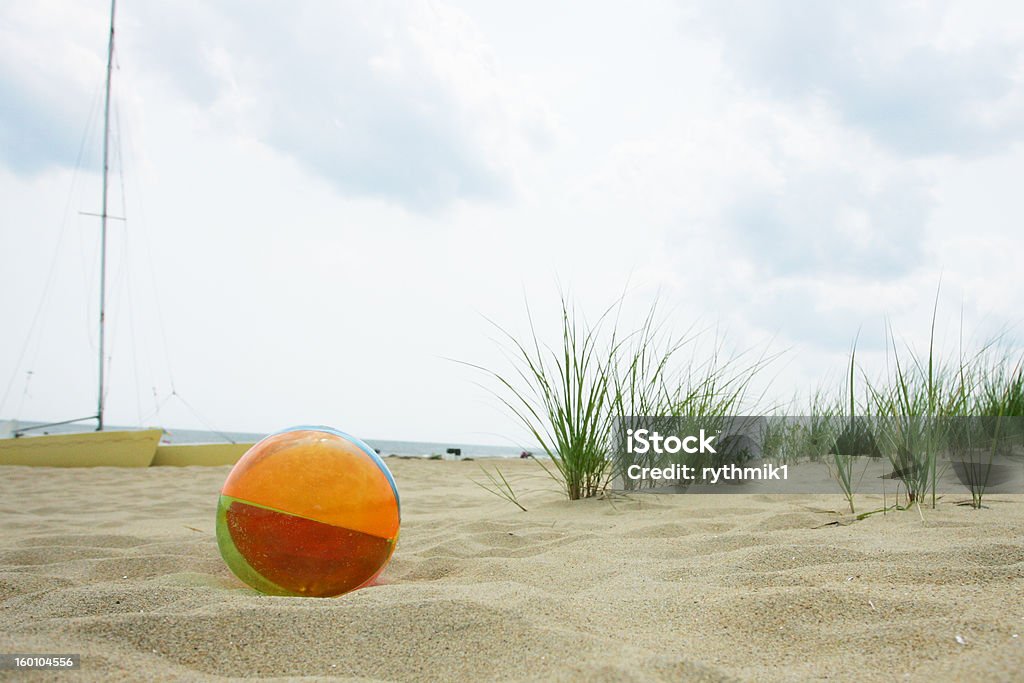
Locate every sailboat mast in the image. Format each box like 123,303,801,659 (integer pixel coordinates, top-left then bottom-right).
97,0,116,431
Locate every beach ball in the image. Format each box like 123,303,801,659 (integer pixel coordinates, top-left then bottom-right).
216,426,400,597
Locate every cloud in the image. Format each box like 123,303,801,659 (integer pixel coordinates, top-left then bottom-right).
577,99,934,280
691,0,1024,157
0,1,553,211
0,2,107,173
0,76,87,174
727,165,931,278
132,0,553,212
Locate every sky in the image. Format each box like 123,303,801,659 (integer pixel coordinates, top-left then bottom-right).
2,0,1024,446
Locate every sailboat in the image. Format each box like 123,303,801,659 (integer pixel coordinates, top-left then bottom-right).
0,1,252,468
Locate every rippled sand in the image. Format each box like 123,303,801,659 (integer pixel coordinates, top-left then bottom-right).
1,459,1022,681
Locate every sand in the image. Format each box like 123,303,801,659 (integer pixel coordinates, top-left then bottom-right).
1,459,1022,682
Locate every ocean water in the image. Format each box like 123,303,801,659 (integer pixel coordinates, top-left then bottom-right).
163,427,533,458
3,420,531,459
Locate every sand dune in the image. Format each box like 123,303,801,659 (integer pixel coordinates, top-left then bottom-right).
1,459,1022,681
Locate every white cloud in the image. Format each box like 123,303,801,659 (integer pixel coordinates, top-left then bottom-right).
576,98,934,279
0,1,109,172
129,0,554,212
691,0,1024,157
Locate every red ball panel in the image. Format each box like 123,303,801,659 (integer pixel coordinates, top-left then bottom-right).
225,499,396,597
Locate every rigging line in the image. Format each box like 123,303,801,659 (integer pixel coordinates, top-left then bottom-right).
103,126,131,390
78,92,109,354
114,54,177,394
110,94,144,425
139,389,172,425
13,371,34,422
1,84,105,417
171,392,238,444
75,84,106,338
150,387,161,424
113,96,128,225
117,86,164,412
144,219,177,393
125,237,144,425
99,197,130,411
116,66,175,397
135,166,176,391
81,223,98,354
110,67,162,423
102,222,134,408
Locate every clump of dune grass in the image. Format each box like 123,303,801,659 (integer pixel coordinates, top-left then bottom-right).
857,292,971,508
469,293,772,500
465,294,636,499
616,334,773,489
606,303,694,489
953,349,1024,507
836,290,1024,510
974,351,1024,446
824,338,874,514
770,343,870,514
759,415,797,465
976,355,1024,418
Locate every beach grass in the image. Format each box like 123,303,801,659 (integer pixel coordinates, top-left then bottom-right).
466,294,625,499
473,465,528,511
472,293,773,499
825,290,1024,510
472,287,1019,507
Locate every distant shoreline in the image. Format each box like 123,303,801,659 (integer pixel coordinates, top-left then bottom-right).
1,419,534,459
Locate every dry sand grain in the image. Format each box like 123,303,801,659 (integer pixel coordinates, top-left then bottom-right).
1,459,1022,681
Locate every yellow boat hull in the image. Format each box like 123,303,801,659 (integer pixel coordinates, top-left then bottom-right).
152,442,254,467
0,429,163,467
